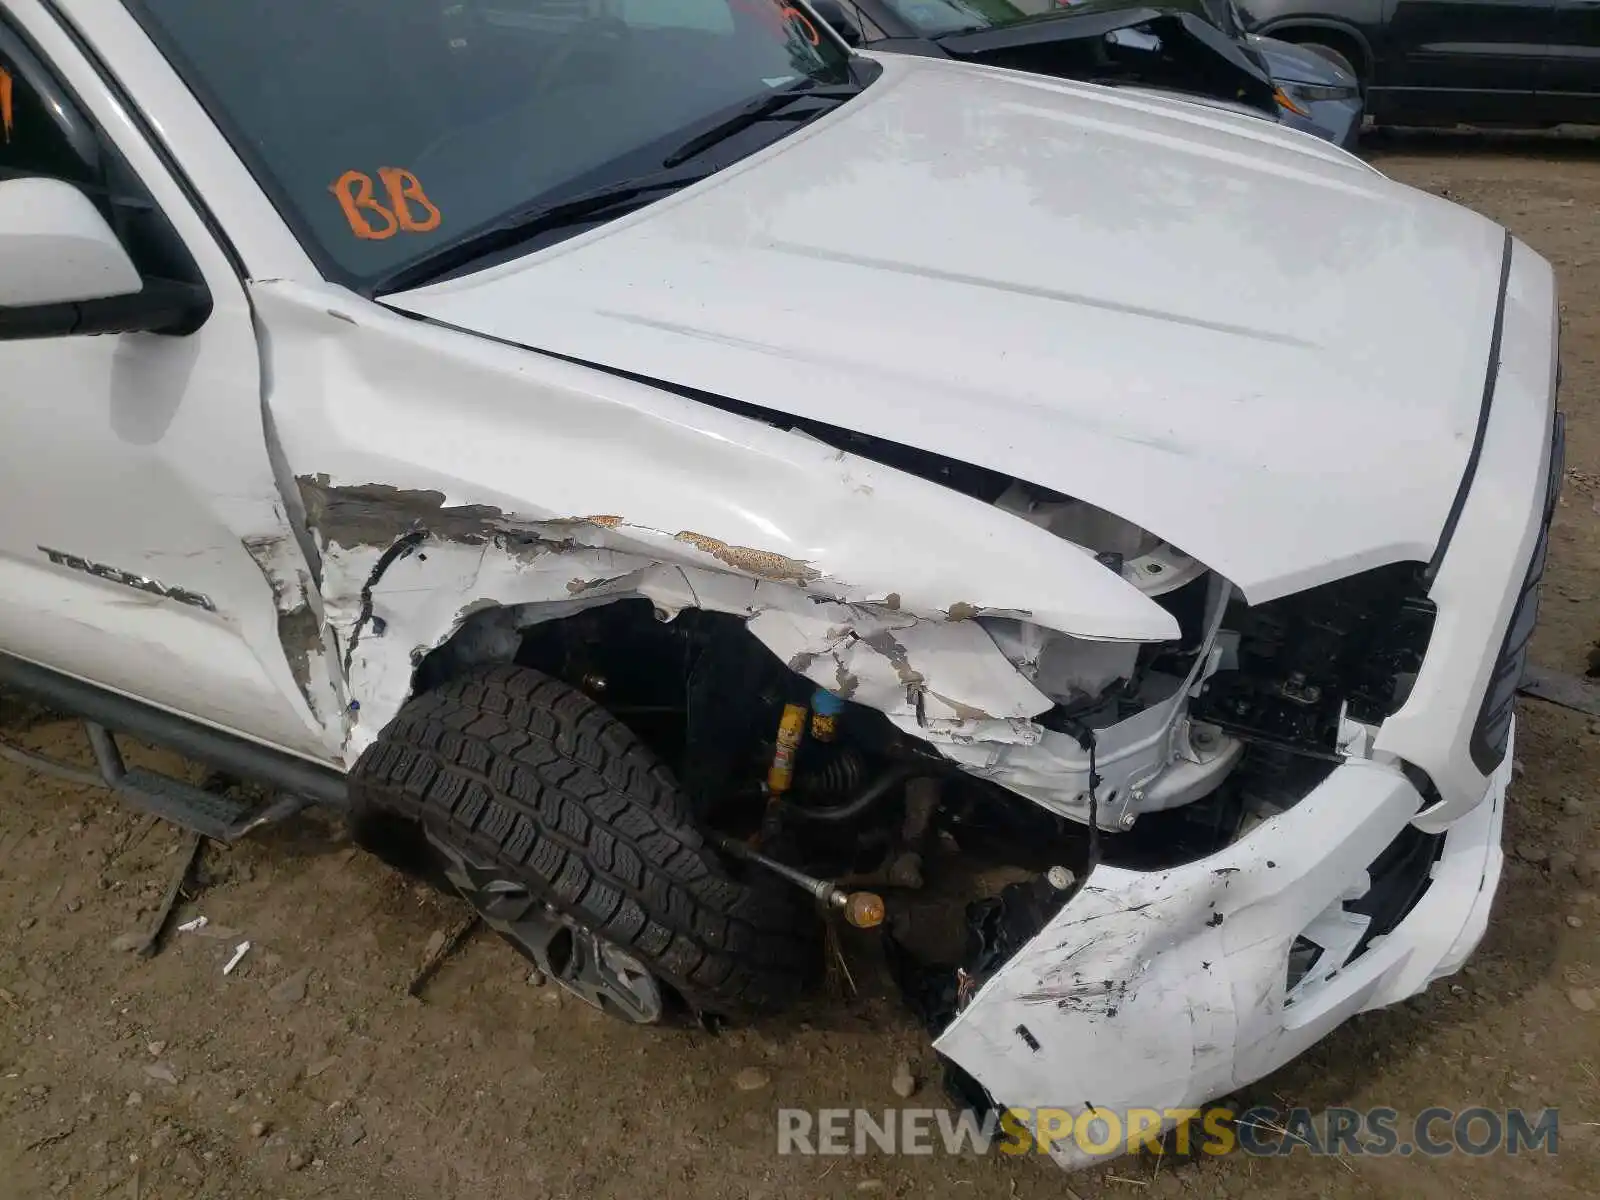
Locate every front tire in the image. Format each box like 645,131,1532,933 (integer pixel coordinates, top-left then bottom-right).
351,665,819,1020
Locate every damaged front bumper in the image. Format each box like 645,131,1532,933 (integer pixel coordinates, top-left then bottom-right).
934,739,1511,1168
935,235,1559,1167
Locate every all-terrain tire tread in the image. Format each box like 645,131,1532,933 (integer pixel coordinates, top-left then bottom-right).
350,664,817,1015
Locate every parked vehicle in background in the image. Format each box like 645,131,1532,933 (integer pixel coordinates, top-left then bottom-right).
1248,29,1364,145
813,0,1363,146
1238,0,1600,126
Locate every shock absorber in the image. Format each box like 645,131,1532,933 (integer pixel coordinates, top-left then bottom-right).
765,701,808,797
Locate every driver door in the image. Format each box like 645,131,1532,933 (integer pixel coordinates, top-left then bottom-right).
0,3,340,760
1384,0,1559,121
1540,0,1600,120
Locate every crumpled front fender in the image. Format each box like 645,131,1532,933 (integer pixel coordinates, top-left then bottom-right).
251,281,1184,805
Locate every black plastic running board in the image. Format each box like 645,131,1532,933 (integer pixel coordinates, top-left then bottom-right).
80,721,309,841
114,766,273,841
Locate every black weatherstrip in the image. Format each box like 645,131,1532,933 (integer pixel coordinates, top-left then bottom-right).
38,0,250,283
1426,228,1515,581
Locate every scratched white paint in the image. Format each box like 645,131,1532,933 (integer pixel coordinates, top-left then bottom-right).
936,740,1511,1168
241,519,314,614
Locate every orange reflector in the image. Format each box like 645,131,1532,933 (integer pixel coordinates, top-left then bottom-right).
1274,87,1310,117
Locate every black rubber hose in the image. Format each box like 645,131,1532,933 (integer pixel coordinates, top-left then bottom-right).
1060,719,1102,887
780,764,914,824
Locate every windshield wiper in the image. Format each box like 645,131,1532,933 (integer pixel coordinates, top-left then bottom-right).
660,81,863,168
373,82,864,295
373,167,713,294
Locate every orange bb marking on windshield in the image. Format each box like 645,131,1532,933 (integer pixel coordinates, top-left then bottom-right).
331,167,441,239
378,167,441,233
731,0,819,45
0,68,14,145
332,170,399,240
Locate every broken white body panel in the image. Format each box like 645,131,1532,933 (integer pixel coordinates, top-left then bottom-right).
936,741,1512,1168
3,0,1562,1166
931,239,1557,1153
254,223,1552,1149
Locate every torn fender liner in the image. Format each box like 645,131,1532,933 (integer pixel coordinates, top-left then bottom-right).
931,755,1515,1167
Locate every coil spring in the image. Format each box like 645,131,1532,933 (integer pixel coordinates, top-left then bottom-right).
795,745,867,801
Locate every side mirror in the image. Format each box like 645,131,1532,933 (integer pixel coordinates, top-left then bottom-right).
0,177,142,305
809,0,864,47
0,177,209,339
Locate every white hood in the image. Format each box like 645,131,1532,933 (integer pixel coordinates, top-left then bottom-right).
388,54,1508,601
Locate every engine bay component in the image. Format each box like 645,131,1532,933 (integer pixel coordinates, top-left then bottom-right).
1192,562,1436,761
766,701,808,796
991,481,1207,598
810,687,844,742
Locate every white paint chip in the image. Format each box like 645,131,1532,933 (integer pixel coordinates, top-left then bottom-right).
222,941,252,975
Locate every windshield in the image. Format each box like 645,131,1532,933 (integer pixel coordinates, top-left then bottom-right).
879,0,1031,35
879,0,1221,37
126,0,855,288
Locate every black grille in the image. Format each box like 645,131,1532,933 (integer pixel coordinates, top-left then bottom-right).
1470,412,1565,773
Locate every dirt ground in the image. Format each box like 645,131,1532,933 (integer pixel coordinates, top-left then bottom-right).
4,134,1600,1200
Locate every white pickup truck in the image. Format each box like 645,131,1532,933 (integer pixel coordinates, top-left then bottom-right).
0,0,1561,1168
